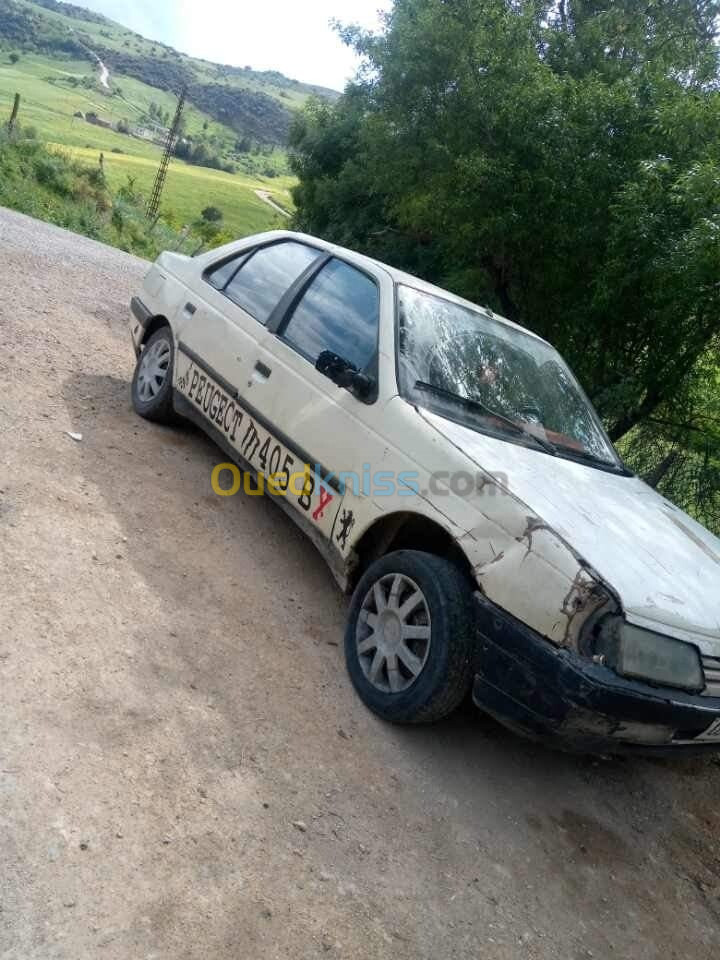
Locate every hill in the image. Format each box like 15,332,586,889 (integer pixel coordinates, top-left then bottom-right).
0,0,340,241
0,0,338,147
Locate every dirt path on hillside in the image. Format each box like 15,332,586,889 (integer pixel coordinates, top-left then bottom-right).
67,26,110,89
1,205,719,960
254,189,292,218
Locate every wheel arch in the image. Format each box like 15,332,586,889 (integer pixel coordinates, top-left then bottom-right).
140,315,172,346
348,511,474,592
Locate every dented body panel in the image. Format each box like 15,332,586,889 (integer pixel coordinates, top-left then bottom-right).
419,411,720,656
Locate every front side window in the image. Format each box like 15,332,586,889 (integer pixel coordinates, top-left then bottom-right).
218,241,320,325
397,285,623,470
282,258,379,372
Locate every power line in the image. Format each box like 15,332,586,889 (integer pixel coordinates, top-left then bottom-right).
146,86,186,221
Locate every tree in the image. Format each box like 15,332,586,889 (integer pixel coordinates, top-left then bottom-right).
201,205,223,223
290,0,720,529
191,216,228,255
190,142,210,166
9,53,20,64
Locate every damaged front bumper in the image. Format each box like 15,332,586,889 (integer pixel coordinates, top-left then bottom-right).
472,594,720,754
130,296,153,356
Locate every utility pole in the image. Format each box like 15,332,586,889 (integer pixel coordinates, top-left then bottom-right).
146,86,186,221
8,93,20,134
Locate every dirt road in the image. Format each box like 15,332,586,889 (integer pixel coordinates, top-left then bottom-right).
254,189,291,219
1,205,719,960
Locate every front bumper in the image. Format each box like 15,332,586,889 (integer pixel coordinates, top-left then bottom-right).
130,296,152,356
472,594,720,754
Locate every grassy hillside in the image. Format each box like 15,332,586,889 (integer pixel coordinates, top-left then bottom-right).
0,0,336,142
61,145,295,236
0,128,189,259
0,0,320,241
0,51,294,236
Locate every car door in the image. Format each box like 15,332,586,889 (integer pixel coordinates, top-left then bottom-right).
172,239,324,443
239,254,395,547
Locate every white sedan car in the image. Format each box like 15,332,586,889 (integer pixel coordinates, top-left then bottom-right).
129,230,720,753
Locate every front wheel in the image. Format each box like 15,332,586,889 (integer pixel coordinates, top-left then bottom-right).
344,550,476,724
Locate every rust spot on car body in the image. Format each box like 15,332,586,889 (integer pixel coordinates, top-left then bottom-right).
517,516,552,554
560,571,612,646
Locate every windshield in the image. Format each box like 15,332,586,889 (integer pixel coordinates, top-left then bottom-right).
397,285,622,469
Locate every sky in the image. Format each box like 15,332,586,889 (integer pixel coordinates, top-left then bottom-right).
74,0,393,90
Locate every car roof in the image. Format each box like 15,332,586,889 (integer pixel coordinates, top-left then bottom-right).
260,230,548,345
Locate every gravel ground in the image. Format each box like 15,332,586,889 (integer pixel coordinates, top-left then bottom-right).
1,205,719,960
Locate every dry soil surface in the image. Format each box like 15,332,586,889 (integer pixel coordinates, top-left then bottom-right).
1,205,719,960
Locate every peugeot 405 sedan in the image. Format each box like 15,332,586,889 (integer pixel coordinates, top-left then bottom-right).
129,230,720,753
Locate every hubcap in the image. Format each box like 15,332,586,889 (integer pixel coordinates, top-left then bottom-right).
356,574,432,693
136,339,171,402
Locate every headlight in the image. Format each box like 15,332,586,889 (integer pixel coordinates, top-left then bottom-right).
592,619,704,693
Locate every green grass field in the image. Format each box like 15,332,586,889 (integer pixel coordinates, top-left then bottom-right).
0,51,296,239
59,145,295,235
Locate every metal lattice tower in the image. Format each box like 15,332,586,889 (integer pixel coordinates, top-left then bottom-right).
147,86,186,220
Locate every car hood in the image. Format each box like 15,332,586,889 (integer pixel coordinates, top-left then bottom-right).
421,411,720,652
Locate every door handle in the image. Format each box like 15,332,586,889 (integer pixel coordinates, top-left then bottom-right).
254,361,272,380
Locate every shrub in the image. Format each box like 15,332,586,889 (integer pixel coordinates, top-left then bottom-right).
0,135,190,260
33,154,72,196
80,166,106,189
117,175,142,205
111,206,124,233
201,205,223,222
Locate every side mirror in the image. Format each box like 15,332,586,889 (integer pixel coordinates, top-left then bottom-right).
316,350,375,400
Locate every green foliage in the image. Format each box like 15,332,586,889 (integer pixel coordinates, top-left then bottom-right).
619,347,720,531
0,133,105,238
174,137,236,173
0,132,197,257
32,150,73,194
9,51,18,63
201,205,223,222
290,0,720,531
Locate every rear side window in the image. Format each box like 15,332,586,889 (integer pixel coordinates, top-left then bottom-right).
281,259,379,371
206,254,247,290
224,241,320,325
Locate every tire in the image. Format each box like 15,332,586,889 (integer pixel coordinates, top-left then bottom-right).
131,326,178,424
344,550,476,724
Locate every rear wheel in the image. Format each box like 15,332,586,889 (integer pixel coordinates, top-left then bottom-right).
344,550,476,724
131,326,178,424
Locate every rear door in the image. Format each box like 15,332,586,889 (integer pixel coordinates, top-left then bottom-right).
173,239,324,444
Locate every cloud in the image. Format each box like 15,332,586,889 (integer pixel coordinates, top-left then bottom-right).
73,0,391,89
78,0,171,44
